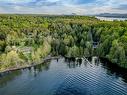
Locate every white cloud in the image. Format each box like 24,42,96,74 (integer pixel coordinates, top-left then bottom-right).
0,0,127,14
0,0,32,3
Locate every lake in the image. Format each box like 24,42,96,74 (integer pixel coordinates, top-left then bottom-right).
96,16,127,21
0,57,127,95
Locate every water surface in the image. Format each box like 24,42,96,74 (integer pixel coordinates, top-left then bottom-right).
0,57,127,95
96,16,127,21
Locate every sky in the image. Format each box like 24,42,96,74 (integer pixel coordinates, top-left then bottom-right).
0,0,127,15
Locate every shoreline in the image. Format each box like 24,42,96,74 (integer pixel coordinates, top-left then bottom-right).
1,56,127,75
0,56,60,74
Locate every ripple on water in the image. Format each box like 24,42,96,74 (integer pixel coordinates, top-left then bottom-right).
0,58,127,95
53,59,127,95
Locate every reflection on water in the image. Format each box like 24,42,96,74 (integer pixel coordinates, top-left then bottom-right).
29,62,50,77
65,58,82,68
0,57,127,95
0,61,51,87
100,58,127,83
0,70,22,87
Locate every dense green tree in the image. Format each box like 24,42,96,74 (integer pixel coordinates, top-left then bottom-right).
0,15,127,71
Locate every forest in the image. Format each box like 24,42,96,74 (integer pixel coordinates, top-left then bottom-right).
0,14,127,71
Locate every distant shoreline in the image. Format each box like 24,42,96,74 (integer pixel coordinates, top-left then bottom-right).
96,16,127,21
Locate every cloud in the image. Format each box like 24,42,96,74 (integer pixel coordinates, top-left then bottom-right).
0,0,127,14
0,0,32,4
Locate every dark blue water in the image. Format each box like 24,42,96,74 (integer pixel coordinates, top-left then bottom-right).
0,57,127,95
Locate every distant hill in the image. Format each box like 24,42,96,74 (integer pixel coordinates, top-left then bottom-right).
96,13,127,18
